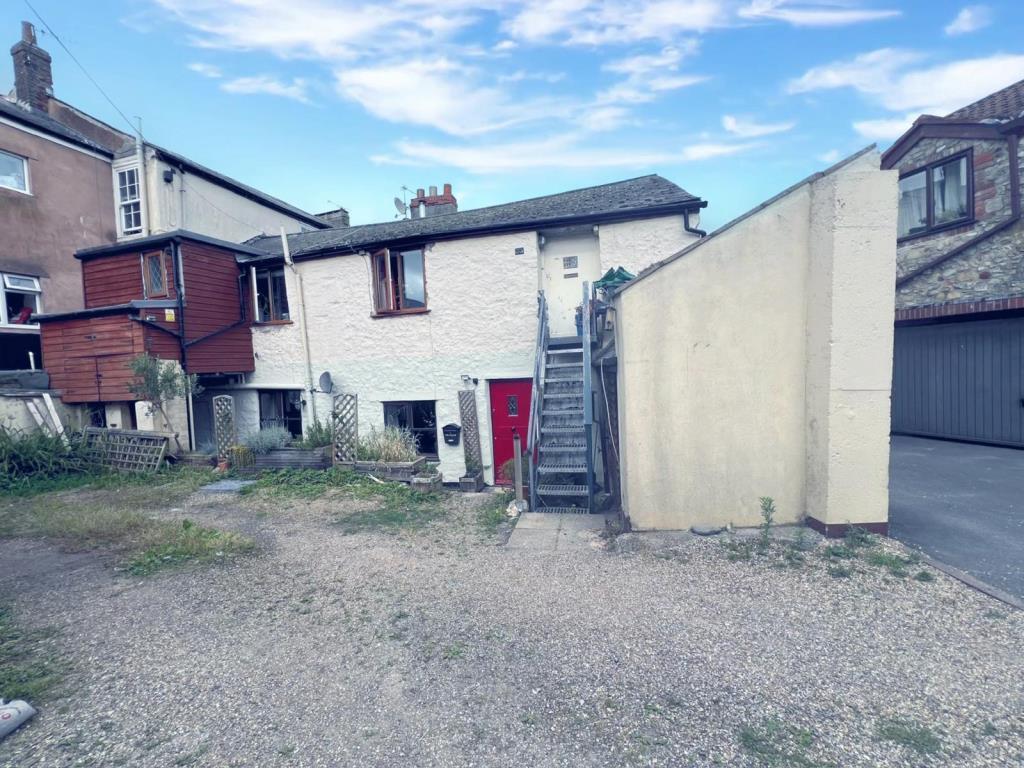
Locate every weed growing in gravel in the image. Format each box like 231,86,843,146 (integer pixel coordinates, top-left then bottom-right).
442,642,466,660
875,718,942,755
913,570,935,582
0,606,66,702
864,550,918,578
758,496,776,551
126,519,254,576
822,544,857,560
737,719,834,767
844,526,876,550
984,609,1008,620
521,711,538,725
827,564,853,579
722,538,754,561
477,490,511,533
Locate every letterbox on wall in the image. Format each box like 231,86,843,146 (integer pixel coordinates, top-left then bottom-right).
442,423,461,446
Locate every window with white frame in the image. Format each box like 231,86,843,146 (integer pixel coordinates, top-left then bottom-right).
0,149,28,193
117,167,143,235
1,272,42,326
253,266,290,322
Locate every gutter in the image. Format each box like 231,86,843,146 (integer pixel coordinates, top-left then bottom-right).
172,241,195,451
896,132,1021,288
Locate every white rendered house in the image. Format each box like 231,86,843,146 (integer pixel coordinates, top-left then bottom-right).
191,178,706,485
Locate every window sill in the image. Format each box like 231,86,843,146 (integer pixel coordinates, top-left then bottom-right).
371,308,430,319
253,320,294,326
0,323,40,333
898,217,975,244
0,185,32,197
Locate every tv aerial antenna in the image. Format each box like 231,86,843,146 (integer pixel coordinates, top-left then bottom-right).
394,185,412,219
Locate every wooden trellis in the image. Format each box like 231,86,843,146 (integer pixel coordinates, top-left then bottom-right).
332,393,358,464
84,428,168,473
458,389,483,476
213,395,235,462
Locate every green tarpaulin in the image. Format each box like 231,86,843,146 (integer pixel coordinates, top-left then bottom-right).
594,267,636,290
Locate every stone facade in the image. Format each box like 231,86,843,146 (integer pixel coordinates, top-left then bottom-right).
893,136,1023,310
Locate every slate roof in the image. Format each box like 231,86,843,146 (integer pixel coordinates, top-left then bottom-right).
245,175,703,261
946,78,1024,122
0,97,112,155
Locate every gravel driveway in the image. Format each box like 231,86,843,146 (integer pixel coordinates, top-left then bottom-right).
1,485,1022,767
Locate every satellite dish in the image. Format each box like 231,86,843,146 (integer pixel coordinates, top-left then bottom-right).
393,197,408,216
317,371,334,394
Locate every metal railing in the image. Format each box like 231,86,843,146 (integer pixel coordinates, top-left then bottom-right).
527,290,549,513
581,281,596,510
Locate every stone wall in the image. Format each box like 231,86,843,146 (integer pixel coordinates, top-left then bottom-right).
894,135,1023,309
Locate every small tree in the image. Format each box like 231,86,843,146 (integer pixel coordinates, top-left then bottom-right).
128,354,202,453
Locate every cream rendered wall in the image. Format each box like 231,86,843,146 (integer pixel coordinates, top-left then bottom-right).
598,214,698,277
145,153,315,241
614,152,896,530
540,230,601,336
239,215,690,484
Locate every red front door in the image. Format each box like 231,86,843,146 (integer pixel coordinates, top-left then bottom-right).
490,378,532,486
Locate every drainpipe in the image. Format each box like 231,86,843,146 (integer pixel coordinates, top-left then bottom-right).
684,209,706,238
137,140,151,236
173,241,194,451
281,228,317,427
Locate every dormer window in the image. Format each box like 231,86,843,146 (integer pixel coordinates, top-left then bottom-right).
898,151,972,240
117,167,143,236
371,247,427,315
142,251,168,298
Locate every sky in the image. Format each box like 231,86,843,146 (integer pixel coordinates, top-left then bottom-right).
3,1,1023,231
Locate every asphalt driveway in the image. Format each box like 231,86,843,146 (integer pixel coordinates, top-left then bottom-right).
889,435,1024,600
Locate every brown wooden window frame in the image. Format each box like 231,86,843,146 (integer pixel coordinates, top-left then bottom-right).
897,148,974,243
141,251,168,298
371,246,429,316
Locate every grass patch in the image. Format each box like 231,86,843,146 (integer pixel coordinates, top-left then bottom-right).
737,719,833,767
827,564,853,579
913,570,935,583
875,718,942,755
442,642,466,660
822,544,857,560
0,605,67,702
844,526,876,550
125,519,254,576
244,468,447,534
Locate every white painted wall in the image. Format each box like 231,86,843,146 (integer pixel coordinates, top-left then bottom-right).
235,214,691,483
614,152,896,530
540,228,600,337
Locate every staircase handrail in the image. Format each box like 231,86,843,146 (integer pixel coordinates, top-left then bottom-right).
527,290,548,513
581,281,596,509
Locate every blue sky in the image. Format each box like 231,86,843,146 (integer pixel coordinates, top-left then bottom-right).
3,1,1023,230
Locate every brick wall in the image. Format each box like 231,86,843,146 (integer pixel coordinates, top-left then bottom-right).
894,136,1023,310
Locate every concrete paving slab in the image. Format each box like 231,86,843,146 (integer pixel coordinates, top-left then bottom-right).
507,513,614,551
200,479,256,493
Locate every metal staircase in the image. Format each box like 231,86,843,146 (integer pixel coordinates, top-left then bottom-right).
527,284,597,514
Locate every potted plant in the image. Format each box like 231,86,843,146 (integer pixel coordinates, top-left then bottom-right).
345,426,425,482
410,464,443,493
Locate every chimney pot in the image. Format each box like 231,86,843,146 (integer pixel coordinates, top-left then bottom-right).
21,21,36,45
429,185,438,196
416,188,425,198
443,183,452,195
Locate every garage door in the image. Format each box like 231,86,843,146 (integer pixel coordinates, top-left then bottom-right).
892,317,1024,447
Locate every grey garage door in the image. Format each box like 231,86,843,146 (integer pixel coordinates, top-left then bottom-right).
892,317,1024,447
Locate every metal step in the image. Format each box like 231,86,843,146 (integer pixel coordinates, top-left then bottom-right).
540,426,585,435
546,362,583,370
543,392,582,400
539,444,586,453
542,408,583,416
549,336,583,348
545,372,584,382
537,462,587,473
536,484,588,496
547,348,582,356
535,506,591,514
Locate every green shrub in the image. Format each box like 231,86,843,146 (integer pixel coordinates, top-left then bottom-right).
243,427,292,455
293,419,333,450
356,426,419,463
0,425,97,493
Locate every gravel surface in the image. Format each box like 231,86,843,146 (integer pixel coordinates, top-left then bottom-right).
1,487,1022,767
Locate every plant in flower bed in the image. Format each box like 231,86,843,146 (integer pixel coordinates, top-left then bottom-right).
355,426,419,463
243,426,293,455
291,419,334,450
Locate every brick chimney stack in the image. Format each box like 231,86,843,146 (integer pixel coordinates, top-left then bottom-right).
409,183,457,218
11,21,53,112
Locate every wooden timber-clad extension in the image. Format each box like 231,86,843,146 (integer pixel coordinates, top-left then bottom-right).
37,231,261,403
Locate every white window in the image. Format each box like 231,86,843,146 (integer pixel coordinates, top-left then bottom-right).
1,272,42,326
117,167,143,235
0,149,28,193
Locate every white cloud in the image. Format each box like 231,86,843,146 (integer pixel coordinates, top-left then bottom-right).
722,114,794,137
372,133,756,173
493,39,518,52
187,62,222,78
221,75,310,102
945,5,993,36
498,70,567,84
604,43,699,75
817,149,841,163
789,49,1024,117
852,114,917,140
739,1,900,26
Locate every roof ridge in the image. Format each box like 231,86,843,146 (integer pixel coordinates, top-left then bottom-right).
946,77,1024,120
